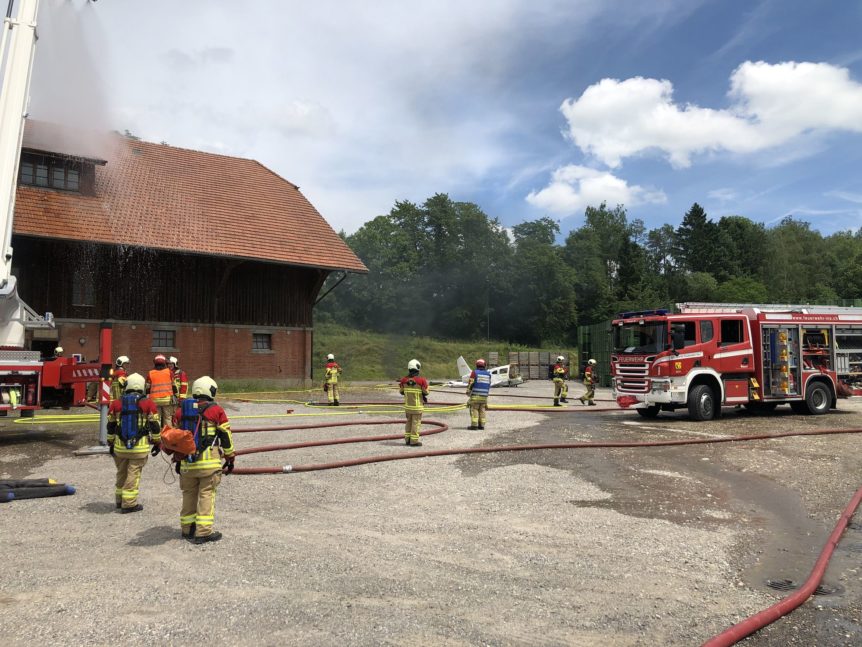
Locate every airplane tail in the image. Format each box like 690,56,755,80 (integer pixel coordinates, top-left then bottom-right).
456,356,470,379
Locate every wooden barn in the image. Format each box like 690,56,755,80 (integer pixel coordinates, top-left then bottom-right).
11,122,367,382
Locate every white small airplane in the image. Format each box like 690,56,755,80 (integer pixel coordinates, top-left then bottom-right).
446,356,525,388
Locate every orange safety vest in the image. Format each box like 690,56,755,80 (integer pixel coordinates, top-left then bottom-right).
148,368,174,403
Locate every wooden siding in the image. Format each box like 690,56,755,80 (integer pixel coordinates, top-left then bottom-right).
13,236,328,327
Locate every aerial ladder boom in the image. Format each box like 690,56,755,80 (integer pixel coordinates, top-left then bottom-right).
0,0,43,349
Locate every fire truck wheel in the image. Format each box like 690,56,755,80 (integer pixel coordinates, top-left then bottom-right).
636,406,661,418
804,382,831,415
687,384,716,421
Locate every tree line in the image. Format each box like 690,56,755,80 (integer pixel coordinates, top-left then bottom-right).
316,194,862,346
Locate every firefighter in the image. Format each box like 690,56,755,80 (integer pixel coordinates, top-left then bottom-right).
106,373,160,513
146,354,176,428
323,353,342,405
399,359,429,446
109,355,130,403
170,376,235,544
168,356,189,401
579,358,597,406
552,355,569,407
466,358,491,430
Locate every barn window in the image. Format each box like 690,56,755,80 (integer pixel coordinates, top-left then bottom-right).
19,153,82,192
252,333,272,351
152,329,176,350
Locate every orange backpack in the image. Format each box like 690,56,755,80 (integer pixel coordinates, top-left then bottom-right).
160,425,197,457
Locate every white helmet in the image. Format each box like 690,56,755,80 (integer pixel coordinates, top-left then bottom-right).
588,358,597,365
115,355,130,367
556,355,565,363
326,353,335,361
407,359,421,372
192,376,218,399
124,373,146,393
55,346,64,355
168,356,178,366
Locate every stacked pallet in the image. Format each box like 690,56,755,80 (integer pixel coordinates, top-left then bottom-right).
508,351,571,380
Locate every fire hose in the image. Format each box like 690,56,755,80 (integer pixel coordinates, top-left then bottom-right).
229,418,862,644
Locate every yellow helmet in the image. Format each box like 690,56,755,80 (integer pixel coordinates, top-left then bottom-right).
124,373,146,393
192,376,218,399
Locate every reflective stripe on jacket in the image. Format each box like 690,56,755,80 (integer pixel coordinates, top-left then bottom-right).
467,369,492,398
107,397,159,456
147,368,174,404
174,400,234,473
324,362,341,384
399,376,429,413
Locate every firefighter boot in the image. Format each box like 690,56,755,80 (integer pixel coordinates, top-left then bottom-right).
182,523,196,541
478,424,484,430
121,503,144,514
334,399,340,406
553,398,561,407
194,531,222,545
588,401,596,406
468,425,477,430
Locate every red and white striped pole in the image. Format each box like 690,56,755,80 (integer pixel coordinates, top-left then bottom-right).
98,322,113,446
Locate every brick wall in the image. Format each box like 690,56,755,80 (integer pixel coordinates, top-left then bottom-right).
57,319,312,383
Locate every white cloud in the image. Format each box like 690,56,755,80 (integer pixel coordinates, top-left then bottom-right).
526,165,666,215
827,190,862,204
707,188,738,202
560,61,862,168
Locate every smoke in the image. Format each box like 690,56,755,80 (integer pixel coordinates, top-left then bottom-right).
28,0,114,133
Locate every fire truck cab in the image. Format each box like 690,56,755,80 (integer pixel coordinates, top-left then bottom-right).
611,303,862,421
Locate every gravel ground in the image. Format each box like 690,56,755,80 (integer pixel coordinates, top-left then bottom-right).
0,382,860,646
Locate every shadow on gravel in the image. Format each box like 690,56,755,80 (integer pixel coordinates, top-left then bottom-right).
82,502,116,515
127,525,179,547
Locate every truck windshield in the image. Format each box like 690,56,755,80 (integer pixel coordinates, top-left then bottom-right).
613,322,667,354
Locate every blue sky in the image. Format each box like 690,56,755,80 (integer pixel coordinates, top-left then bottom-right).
28,0,862,237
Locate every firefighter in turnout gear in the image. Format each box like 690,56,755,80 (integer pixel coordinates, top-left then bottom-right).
323,353,342,405
106,373,160,513
579,359,597,405
109,355,130,403
399,359,429,446
168,356,189,401
170,376,235,544
466,358,491,430
146,354,176,428
552,355,569,407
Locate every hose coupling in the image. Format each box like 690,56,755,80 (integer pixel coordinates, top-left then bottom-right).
282,465,293,473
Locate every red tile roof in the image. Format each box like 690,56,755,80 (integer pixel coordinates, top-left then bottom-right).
13,122,367,273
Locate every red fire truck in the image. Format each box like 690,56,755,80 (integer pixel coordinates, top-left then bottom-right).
0,0,111,419
611,303,862,420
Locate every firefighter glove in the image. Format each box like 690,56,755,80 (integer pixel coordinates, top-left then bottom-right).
107,420,117,434
223,457,235,474
422,394,428,404
174,461,182,475
150,443,161,457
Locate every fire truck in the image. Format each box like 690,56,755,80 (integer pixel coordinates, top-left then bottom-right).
611,303,862,421
0,0,111,418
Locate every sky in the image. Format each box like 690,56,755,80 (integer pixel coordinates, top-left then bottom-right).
25,0,862,237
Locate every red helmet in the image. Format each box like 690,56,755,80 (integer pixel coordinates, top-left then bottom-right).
476,358,486,368
154,354,167,364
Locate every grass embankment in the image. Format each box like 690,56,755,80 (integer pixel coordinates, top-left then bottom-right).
311,323,574,383
218,324,574,392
